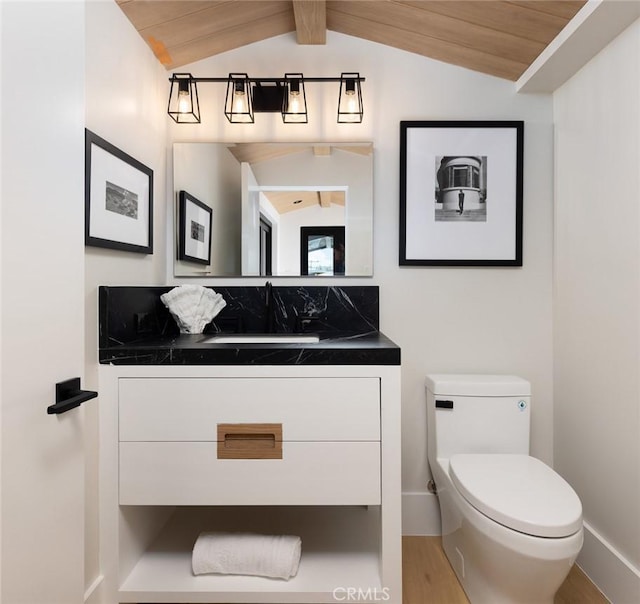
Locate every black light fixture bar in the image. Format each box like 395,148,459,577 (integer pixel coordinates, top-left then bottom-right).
172,76,365,84
167,73,365,124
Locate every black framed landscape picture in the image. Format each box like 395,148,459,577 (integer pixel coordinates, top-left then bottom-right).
178,190,212,265
399,120,524,266
85,129,153,254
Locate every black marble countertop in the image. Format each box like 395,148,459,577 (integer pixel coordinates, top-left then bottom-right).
98,285,400,366
99,330,400,366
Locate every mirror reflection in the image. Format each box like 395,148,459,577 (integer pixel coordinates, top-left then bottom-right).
173,142,373,277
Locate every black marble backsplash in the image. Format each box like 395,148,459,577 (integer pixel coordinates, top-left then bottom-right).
99,285,380,348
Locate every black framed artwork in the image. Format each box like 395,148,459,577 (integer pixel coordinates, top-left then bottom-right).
85,129,153,254
178,190,213,265
399,120,523,266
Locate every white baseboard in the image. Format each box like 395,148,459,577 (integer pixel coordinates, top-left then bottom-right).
84,574,104,604
577,520,640,604
402,491,441,536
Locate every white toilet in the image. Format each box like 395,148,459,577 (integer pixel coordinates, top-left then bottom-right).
426,374,583,604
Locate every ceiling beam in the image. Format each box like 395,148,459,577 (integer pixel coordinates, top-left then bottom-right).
293,0,326,44
517,0,640,92
319,191,332,208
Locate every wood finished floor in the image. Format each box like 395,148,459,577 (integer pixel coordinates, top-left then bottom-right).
403,536,610,604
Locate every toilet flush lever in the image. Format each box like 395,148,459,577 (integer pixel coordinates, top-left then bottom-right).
435,399,454,409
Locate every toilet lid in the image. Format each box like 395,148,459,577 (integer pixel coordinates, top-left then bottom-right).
449,454,582,538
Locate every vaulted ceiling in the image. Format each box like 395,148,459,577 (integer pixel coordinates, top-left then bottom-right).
117,0,586,81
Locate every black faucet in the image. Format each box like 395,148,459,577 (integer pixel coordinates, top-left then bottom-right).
264,281,275,333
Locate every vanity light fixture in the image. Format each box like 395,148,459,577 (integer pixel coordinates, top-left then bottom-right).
337,72,364,123
167,73,201,124
282,73,308,124
225,73,253,123
167,72,364,125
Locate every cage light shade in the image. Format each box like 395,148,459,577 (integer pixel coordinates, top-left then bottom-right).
282,73,308,123
337,72,363,123
167,73,200,124
225,73,254,123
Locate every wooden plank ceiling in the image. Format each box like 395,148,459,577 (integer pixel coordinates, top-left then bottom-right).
116,0,585,81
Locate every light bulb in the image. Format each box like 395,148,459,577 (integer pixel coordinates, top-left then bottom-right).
289,92,301,114
232,90,246,114
345,91,357,114
177,90,191,114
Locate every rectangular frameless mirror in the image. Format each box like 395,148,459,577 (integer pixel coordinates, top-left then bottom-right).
172,142,373,277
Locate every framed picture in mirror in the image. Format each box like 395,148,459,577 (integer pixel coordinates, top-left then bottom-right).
84,129,153,254
178,190,212,265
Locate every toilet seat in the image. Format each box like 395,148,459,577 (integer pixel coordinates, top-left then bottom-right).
449,454,582,538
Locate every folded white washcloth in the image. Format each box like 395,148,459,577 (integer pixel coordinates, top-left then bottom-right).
192,532,302,580
160,284,226,334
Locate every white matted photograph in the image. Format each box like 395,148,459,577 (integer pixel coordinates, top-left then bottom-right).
85,129,153,254
178,190,212,265
400,121,523,266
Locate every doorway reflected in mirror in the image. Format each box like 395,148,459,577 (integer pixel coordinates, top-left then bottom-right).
301,226,345,276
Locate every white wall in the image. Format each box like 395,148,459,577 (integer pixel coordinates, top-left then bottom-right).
553,18,640,603
168,31,555,532
84,0,168,596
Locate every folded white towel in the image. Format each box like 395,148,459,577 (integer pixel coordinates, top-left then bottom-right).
192,532,302,580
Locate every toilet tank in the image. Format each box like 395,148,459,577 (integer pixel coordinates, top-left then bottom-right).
426,374,531,462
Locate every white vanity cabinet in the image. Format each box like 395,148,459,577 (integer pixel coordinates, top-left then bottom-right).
98,364,401,604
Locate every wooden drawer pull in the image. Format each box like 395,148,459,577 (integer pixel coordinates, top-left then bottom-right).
217,423,283,459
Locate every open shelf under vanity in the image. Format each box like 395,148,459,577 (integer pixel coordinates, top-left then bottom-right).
118,506,383,603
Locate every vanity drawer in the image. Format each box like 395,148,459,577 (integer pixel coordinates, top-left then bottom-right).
119,441,381,505
119,377,380,442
